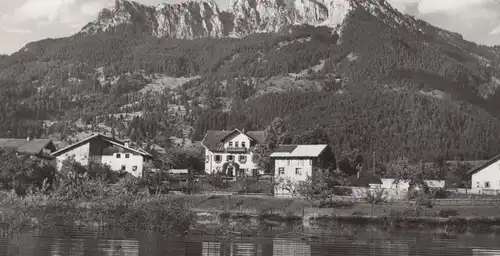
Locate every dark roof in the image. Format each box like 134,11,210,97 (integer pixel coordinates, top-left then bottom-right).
201,129,265,151
347,173,383,187
51,133,152,157
246,131,265,143
0,138,55,155
468,156,500,175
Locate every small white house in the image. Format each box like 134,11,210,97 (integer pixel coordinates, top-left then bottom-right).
380,178,445,190
270,144,334,196
469,157,500,191
201,129,265,177
51,134,154,177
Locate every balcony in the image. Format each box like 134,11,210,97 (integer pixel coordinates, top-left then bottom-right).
226,147,247,153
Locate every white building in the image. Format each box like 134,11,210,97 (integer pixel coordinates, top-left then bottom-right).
270,144,334,196
469,157,500,191
51,134,154,177
380,178,446,190
201,129,265,177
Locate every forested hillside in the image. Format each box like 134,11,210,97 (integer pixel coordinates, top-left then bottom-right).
1,0,500,163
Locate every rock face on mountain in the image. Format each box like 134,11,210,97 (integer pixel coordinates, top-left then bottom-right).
80,0,415,38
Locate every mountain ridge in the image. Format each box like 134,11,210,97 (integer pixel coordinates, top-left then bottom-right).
2,0,500,164
79,0,418,39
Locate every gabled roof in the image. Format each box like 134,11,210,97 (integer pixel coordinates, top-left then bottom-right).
0,138,56,155
51,133,152,158
468,155,500,175
201,129,265,152
270,144,328,158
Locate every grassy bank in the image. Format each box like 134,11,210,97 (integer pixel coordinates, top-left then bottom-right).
3,191,500,235
0,191,196,235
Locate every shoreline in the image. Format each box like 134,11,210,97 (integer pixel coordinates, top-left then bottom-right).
4,193,500,235
193,208,500,230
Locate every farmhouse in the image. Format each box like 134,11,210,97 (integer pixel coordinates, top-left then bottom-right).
468,155,500,191
201,129,265,178
0,137,57,165
51,134,154,177
270,144,335,196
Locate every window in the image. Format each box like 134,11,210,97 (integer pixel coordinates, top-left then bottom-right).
215,155,222,163
121,165,126,171
485,181,491,188
235,142,239,148
227,155,234,161
296,168,302,175
125,154,130,158
239,155,246,163
229,142,233,147
116,153,121,158
477,182,480,188
133,166,137,171
287,159,291,166
242,142,246,148
278,167,285,175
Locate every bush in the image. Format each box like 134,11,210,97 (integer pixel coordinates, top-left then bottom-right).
0,149,57,196
431,188,451,199
318,200,355,208
437,208,459,218
331,186,352,196
206,173,229,189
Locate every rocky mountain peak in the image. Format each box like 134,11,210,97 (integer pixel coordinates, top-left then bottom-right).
79,0,414,38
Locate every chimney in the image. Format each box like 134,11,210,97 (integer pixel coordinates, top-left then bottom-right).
242,128,246,133
125,142,130,148
26,137,31,142
357,171,360,179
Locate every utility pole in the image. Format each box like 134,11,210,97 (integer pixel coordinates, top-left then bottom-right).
372,151,375,173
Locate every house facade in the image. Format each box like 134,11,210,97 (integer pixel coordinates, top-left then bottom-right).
201,129,265,177
0,137,57,166
270,144,334,196
468,155,500,191
51,134,154,177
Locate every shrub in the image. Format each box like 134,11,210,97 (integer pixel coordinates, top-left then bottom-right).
206,173,229,189
318,200,355,208
431,188,451,199
437,209,459,218
331,186,352,196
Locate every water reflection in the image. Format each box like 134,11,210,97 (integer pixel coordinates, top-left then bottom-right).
4,226,500,256
473,249,500,256
97,239,139,256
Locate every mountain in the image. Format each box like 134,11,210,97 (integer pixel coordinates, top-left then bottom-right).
1,0,500,164
80,0,415,39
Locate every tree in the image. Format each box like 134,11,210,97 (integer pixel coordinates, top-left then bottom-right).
0,148,56,195
444,161,473,189
252,117,290,174
386,157,440,209
206,172,228,190
337,149,364,176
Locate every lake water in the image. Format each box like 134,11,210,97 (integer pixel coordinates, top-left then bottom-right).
2,224,500,256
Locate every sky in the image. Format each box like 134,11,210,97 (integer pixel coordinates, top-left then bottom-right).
1,0,500,55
